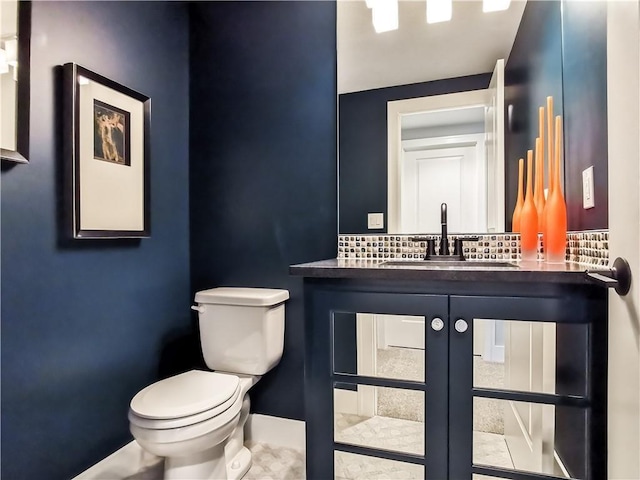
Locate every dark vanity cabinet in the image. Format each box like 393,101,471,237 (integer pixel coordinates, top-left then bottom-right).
293,265,607,480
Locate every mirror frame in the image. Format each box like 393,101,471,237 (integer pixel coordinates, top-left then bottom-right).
1,0,31,164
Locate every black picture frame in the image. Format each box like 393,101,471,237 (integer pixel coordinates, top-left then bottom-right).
63,63,150,239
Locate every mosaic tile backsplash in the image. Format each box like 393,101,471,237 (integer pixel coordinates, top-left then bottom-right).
338,231,609,268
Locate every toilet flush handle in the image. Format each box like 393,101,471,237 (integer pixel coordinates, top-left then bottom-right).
191,305,205,314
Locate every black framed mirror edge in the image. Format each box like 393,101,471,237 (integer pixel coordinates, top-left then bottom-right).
1,0,31,164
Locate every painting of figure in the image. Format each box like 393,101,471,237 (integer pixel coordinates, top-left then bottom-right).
93,100,130,165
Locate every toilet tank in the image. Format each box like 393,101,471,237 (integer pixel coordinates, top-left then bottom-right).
193,287,289,375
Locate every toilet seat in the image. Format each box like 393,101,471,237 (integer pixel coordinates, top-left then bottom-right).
130,389,243,445
129,370,241,429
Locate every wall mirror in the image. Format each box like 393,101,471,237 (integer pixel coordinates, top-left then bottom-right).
1,0,31,164
338,0,527,234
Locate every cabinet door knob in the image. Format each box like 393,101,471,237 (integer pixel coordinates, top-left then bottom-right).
431,317,444,331
455,319,468,333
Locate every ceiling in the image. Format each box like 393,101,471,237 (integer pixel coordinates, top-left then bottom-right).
337,0,526,94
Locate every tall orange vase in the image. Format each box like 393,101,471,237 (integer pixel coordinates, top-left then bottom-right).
545,116,567,263
533,137,546,231
542,96,555,254
546,97,555,194
512,158,524,232
519,150,538,261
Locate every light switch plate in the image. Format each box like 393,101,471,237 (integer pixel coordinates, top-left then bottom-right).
582,166,595,209
368,213,384,229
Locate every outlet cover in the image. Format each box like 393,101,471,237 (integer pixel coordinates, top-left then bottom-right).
368,213,384,229
582,166,595,209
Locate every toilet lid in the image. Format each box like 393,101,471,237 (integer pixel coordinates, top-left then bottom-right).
130,370,240,419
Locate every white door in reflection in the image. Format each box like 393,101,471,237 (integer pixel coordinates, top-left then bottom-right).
400,133,486,234
377,314,425,350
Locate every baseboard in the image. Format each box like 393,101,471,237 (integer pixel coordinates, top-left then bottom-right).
73,414,305,479
72,440,162,480
245,414,306,451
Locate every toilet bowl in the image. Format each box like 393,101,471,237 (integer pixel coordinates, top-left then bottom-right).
129,370,258,480
129,287,289,480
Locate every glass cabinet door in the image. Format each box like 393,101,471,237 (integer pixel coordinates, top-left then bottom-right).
449,295,607,480
305,290,449,479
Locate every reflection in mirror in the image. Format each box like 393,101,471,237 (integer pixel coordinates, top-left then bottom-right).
335,451,424,480
473,398,575,478
1,1,18,151
387,86,506,234
332,312,425,382
338,1,525,234
334,386,425,456
472,317,591,478
473,318,587,397
1,0,30,164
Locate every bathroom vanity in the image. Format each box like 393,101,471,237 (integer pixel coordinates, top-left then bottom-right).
291,259,608,480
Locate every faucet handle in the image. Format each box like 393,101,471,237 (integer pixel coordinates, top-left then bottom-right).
453,238,464,257
409,236,434,242
456,236,480,242
453,236,480,258
425,239,436,259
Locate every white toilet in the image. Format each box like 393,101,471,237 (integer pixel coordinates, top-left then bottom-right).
128,287,289,480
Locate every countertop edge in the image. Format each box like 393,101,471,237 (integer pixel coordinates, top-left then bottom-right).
289,260,599,285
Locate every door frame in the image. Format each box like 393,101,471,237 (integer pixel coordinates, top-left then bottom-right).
606,1,640,477
387,89,490,233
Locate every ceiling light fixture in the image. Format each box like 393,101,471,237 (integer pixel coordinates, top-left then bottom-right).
483,0,511,13
426,0,452,24
368,0,398,33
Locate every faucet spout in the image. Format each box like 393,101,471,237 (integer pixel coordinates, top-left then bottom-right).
440,203,449,256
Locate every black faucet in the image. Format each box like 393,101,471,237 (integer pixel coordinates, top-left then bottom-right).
440,203,449,256
410,204,479,261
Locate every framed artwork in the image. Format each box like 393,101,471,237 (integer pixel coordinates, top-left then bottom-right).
63,63,150,238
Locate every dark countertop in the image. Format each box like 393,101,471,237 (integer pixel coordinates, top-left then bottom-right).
290,258,607,285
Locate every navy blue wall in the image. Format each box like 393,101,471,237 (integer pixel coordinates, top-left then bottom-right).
561,0,608,231
1,2,191,478
339,75,491,234
505,0,608,231
189,1,337,421
504,0,564,231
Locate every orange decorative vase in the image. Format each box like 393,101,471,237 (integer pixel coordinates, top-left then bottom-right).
541,96,555,255
545,116,567,263
533,137,546,231
519,150,538,262
512,158,524,232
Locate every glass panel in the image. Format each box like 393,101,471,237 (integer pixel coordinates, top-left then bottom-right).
473,397,577,478
334,386,424,455
335,451,424,480
333,312,425,382
473,319,588,396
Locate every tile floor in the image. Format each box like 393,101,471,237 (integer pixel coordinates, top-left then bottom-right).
244,442,305,480
122,432,513,480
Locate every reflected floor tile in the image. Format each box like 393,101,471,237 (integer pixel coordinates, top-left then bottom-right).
473,431,514,469
335,413,424,455
335,451,423,480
